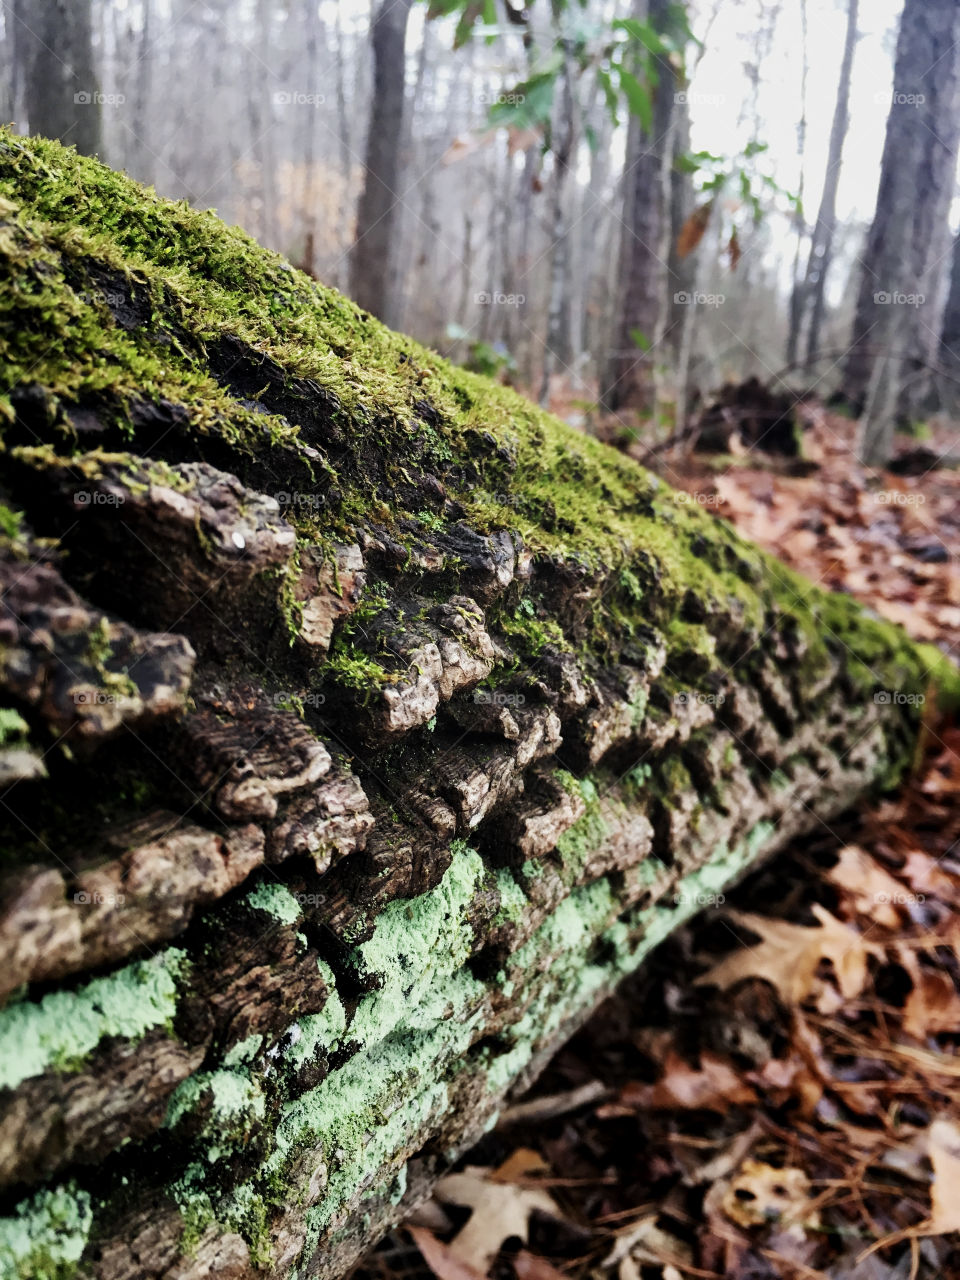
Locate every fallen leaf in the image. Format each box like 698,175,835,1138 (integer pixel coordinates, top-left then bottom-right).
619,1051,755,1111
410,1226,488,1280
827,844,907,928
696,906,882,1009
434,1167,563,1273
721,1160,819,1237
928,1119,960,1232
513,1250,569,1280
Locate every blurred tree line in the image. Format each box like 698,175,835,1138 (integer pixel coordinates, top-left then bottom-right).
3,0,960,464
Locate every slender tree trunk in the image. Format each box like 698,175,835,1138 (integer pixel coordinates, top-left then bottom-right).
601,0,674,414
845,0,960,458
348,0,415,325
786,0,809,368
538,50,576,406
16,0,102,156
799,0,858,370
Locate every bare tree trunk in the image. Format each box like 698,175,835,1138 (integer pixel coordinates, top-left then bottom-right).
785,0,809,368
799,0,858,370
601,0,674,415
845,0,960,453
16,0,102,156
538,51,576,406
348,0,415,325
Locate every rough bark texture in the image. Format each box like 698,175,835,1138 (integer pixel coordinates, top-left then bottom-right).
0,132,957,1280
843,0,960,441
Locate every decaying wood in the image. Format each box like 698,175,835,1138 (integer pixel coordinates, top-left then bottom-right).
0,131,956,1280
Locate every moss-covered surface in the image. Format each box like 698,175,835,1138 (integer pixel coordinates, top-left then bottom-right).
0,131,957,1280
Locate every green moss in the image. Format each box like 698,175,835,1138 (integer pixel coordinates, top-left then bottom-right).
0,707,29,747
0,949,188,1090
0,128,957,722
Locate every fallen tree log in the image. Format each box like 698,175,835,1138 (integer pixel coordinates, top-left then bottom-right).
0,131,956,1280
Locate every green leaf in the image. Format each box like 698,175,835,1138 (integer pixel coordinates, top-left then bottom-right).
629,328,651,351
613,17,667,54
618,68,653,132
597,66,620,124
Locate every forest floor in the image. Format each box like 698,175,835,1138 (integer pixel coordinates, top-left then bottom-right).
353,405,960,1280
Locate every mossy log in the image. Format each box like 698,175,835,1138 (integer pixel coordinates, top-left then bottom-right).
0,131,956,1280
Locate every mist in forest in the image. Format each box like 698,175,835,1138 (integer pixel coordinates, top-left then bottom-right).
3,0,960,464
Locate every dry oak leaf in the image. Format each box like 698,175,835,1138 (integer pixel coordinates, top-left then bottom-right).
618,1050,756,1112
695,907,882,1009
434,1166,564,1273
410,1227,488,1280
928,1118,960,1233
827,844,908,929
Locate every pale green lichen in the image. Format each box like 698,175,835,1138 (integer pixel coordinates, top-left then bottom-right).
0,1185,92,1280
0,949,187,1090
245,881,302,926
287,962,347,1065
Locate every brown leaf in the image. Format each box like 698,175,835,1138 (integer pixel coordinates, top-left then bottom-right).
676,200,714,258
928,1119,960,1232
696,906,882,1008
721,1160,818,1236
728,230,742,270
435,1167,564,1273
619,1051,755,1112
513,1250,569,1280
410,1226,488,1280
827,844,907,928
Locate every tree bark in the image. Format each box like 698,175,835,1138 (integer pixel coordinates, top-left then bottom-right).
15,0,102,156
601,0,674,415
0,131,955,1280
801,0,858,371
348,0,414,326
844,0,960,456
